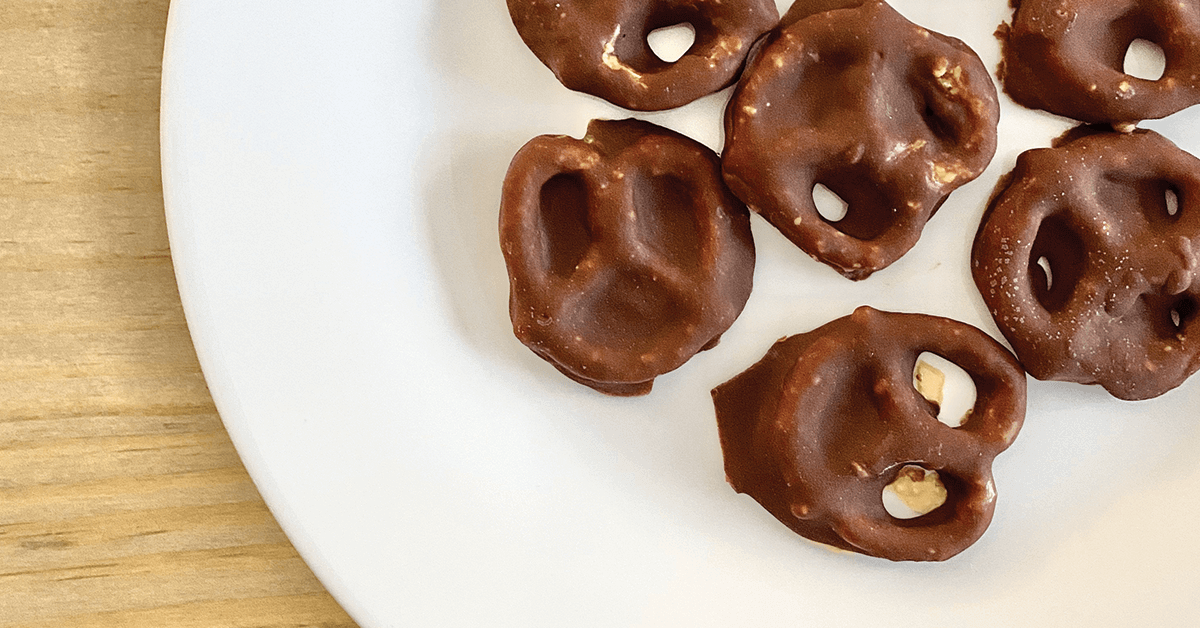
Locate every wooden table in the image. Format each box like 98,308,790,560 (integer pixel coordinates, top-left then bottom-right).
1,2,358,625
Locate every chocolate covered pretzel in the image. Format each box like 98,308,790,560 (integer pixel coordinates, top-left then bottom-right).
712,307,1026,561
974,128,1200,401
501,119,755,396
722,0,999,280
1000,0,1200,125
507,0,778,111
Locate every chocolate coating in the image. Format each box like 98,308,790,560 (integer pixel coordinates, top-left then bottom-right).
712,307,1026,561
501,119,755,396
722,0,999,280
506,0,778,111
973,129,1200,401
1000,0,1200,125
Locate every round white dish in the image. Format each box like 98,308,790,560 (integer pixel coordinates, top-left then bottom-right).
160,1,1200,625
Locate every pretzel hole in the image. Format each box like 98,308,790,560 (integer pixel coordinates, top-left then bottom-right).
882,465,947,520
913,79,970,147
1106,174,1180,226
921,100,957,144
1034,256,1054,291
913,352,975,428
812,183,849,223
1123,38,1166,81
1030,214,1085,312
647,23,696,64
1170,297,1196,333
540,173,592,278
633,174,702,270
812,175,897,240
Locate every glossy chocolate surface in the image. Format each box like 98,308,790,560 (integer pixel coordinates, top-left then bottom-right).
722,0,999,280
501,119,755,395
974,128,1200,400
507,0,778,111
712,307,1026,561
1000,0,1200,125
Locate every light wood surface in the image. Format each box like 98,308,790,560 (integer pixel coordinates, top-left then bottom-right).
1,2,359,625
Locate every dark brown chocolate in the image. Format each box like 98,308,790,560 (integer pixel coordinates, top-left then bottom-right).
722,0,999,280
506,0,778,111
973,129,1200,401
999,0,1200,125
500,119,755,396
712,307,1026,561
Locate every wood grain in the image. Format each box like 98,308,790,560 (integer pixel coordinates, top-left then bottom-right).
0,1,359,625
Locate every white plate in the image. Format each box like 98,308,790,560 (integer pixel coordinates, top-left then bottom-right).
160,1,1200,625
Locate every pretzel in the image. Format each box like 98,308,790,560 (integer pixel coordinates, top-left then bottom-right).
712,307,1026,561
500,119,755,396
1000,0,1200,125
722,0,999,280
973,128,1200,401
506,0,778,111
